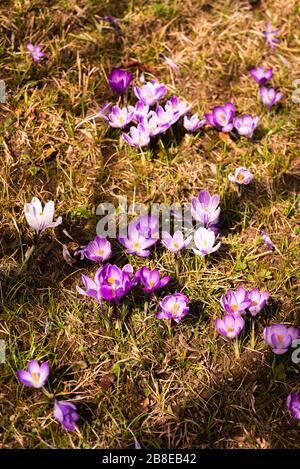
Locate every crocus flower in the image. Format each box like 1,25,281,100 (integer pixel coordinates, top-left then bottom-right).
220,286,251,315
161,230,192,254
27,43,44,62
135,266,170,294
107,105,134,129
183,113,206,132
247,288,269,316
233,115,259,139
287,392,300,424
17,360,49,389
98,264,135,302
215,314,244,339
24,197,62,235
205,102,235,133
128,101,150,122
144,111,170,136
76,268,103,304
54,400,79,432
122,123,151,147
263,22,280,49
250,66,273,85
191,190,220,230
156,293,189,323
193,227,221,257
162,54,179,73
156,105,179,126
108,68,133,95
263,324,299,355
228,167,254,185
134,81,167,106
81,236,112,262
259,87,282,110
119,222,157,257
165,96,191,117
260,229,275,251
134,215,159,239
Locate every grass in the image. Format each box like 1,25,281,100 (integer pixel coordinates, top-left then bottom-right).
0,0,300,449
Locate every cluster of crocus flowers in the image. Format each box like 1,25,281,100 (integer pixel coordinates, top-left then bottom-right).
27,43,44,62
17,360,79,432
250,65,282,111
263,324,298,355
216,286,270,355
156,293,189,323
24,197,62,235
228,167,254,186
205,102,259,139
77,263,135,305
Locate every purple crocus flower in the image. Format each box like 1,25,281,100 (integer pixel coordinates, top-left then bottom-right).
248,288,269,317
134,81,167,106
263,324,299,355
156,293,189,323
144,111,170,136
191,190,220,229
54,400,79,432
165,96,191,117
161,231,192,254
215,314,244,339
263,22,280,49
205,102,235,133
221,286,251,315
108,68,133,95
122,123,151,147
183,113,206,132
259,87,282,110
250,66,273,86
156,105,179,126
76,268,103,304
135,266,170,294
81,236,112,262
119,222,157,257
287,392,300,424
27,43,44,62
128,101,150,122
233,115,259,139
193,227,221,257
107,105,134,129
17,360,49,389
228,167,254,185
98,264,134,302
134,215,159,239
260,229,275,251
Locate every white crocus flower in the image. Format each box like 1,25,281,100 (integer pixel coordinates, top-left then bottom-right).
193,227,221,257
24,197,62,235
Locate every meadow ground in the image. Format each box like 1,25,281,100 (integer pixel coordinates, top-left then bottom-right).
0,0,300,449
